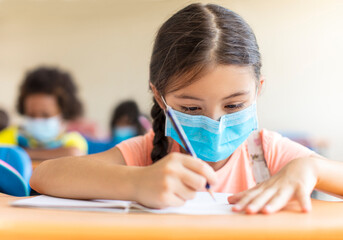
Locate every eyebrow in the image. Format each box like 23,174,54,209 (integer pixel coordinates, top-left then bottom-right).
174,94,204,101
174,91,250,101
222,91,250,100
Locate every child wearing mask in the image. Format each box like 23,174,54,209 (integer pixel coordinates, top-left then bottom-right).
109,100,150,144
0,67,87,160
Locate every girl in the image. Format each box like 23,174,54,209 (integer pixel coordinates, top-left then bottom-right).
8,67,87,160
30,3,343,214
110,100,150,144
87,100,149,154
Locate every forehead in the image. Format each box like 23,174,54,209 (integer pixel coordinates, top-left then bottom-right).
24,94,58,110
167,65,256,98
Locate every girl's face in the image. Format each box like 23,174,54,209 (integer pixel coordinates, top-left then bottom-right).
157,65,263,120
115,115,133,127
24,94,61,119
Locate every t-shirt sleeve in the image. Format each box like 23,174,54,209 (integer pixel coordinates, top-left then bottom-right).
116,130,154,167
62,132,88,155
261,129,317,175
0,126,18,145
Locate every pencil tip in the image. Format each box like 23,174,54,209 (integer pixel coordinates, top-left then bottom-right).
208,189,216,202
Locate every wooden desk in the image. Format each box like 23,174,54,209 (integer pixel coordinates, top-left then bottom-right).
0,193,342,240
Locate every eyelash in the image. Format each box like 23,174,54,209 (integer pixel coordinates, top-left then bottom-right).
225,103,244,110
181,106,200,112
180,103,244,113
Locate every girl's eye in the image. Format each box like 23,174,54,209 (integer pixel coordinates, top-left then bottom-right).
180,106,201,112
225,103,244,110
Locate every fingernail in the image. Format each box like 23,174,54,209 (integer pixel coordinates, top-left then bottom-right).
303,204,312,213
233,204,242,211
264,205,272,213
247,205,257,213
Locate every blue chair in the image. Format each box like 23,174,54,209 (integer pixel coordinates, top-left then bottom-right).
87,139,111,154
0,146,32,196
86,139,118,154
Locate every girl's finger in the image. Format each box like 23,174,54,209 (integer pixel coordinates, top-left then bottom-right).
168,193,187,207
245,188,278,214
295,188,312,213
232,189,263,212
227,192,246,204
180,168,207,191
155,192,186,209
261,187,294,214
228,184,260,204
174,177,197,201
182,157,217,185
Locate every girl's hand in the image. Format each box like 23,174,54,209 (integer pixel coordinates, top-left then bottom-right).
228,157,318,214
133,152,217,209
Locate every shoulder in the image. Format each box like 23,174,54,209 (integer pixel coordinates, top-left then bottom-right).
116,130,155,166
260,129,283,148
259,129,315,174
260,128,313,154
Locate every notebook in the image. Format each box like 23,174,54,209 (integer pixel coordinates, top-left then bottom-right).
11,192,234,215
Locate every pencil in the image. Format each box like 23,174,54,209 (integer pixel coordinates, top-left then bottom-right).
164,104,216,201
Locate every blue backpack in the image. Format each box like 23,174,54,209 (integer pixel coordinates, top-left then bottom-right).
0,146,32,196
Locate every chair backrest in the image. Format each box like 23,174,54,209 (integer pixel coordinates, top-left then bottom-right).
0,146,32,187
86,139,113,154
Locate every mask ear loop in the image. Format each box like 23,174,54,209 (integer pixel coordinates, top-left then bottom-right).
160,95,169,110
254,87,259,103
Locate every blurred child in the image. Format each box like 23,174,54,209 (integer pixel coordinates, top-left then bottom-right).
0,109,9,131
109,100,150,144
0,67,88,160
66,117,104,140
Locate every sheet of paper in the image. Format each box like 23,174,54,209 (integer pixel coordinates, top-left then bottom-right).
130,192,233,215
11,192,234,215
12,195,131,209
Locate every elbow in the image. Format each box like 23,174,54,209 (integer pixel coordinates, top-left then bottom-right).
29,160,51,194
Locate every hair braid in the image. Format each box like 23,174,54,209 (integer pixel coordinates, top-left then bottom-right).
150,98,169,163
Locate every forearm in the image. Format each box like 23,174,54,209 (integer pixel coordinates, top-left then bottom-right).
30,155,139,201
26,147,82,161
314,157,343,197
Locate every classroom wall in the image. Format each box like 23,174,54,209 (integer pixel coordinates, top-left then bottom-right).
0,0,342,159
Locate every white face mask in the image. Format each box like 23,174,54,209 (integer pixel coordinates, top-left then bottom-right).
24,116,62,142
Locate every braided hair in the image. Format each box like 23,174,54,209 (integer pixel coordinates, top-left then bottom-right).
149,3,261,163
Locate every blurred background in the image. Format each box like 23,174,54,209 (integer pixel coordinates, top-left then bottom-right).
0,0,342,161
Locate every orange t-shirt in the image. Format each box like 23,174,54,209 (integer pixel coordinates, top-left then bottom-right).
116,129,315,193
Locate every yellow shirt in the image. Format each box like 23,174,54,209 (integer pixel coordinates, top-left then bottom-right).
0,126,88,154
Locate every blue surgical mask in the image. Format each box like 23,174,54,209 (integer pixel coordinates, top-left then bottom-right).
24,116,62,143
113,126,137,143
164,102,258,162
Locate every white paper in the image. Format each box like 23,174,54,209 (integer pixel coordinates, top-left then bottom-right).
134,192,233,215
12,195,131,209
11,192,234,215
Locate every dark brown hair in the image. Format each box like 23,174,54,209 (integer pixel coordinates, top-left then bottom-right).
110,100,145,136
0,109,9,131
17,67,83,120
149,3,262,162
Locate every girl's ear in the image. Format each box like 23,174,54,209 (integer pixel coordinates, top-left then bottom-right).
149,82,166,110
257,76,265,96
